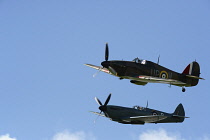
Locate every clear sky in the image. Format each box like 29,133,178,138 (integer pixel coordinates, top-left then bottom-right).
0,0,210,140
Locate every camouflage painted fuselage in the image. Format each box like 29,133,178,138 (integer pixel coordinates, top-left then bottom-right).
101,59,200,87
101,104,185,125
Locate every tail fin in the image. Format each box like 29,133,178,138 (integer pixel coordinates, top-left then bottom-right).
173,104,186,122
182,61,200,76
182,61,203,86
173,104,185,116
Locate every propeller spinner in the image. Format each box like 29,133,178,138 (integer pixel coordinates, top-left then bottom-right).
93,43,110,77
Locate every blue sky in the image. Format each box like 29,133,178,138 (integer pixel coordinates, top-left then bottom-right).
0,0,210,140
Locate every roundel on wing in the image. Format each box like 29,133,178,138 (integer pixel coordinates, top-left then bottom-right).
160,71,168,79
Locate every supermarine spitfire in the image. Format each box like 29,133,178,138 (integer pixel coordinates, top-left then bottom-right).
85,43,204,92
91,94,189,125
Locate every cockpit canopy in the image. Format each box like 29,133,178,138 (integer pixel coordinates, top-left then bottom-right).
133,57,146,64
133,105,145,110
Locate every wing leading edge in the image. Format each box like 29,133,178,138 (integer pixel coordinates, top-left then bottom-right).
84,64,114,75
89,111,106,117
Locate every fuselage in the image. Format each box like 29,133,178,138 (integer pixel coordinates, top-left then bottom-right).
105,105,170,118
104,105,184,124
101,59,199,87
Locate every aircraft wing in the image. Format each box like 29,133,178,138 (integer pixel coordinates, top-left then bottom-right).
123,75,186,85
84,64,114,76
122,115,168,123
85,64,187,85
138,75,184,84
89,111,106,117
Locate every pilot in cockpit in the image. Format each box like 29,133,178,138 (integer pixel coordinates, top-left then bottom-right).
133,57,141,63
133,105,144,110
133,57,146,65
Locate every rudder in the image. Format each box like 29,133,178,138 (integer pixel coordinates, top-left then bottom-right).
182,61,201,86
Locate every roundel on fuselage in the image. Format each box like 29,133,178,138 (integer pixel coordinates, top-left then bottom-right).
152,111,158,116
160,71,168,79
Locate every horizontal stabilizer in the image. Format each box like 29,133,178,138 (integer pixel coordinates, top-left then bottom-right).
186,75,205,80
173,115,190,118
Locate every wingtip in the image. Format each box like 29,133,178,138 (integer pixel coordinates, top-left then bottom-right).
84,63,91,66
84,63,94,67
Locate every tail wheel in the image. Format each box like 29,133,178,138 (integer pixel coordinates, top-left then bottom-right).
182,87,186,92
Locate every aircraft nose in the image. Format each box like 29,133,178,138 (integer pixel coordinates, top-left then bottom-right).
99,105,107,111
101,61,110,68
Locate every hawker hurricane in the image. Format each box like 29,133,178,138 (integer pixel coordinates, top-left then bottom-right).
85,43,204,92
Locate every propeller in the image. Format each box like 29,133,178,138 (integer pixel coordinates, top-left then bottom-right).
95,93,111,115
93,43,109,77
93,68,102,77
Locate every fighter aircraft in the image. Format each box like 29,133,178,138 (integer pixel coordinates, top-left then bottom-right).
91,94,189,125
84,43,204,92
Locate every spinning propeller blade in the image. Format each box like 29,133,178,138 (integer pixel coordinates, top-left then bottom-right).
93,68,101,77
105,43,109,61
95,97,103,106
94,93,112,114
95,93,111,107
104,93,111,106
92,43,110,77
94,111,102,124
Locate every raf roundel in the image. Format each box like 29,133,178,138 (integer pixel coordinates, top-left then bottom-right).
152,111,158,116
160,71,168,79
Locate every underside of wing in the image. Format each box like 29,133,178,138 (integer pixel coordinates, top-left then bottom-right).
137,76,185,84
122,115,168,123
123,75,186,85
84,64,113,75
